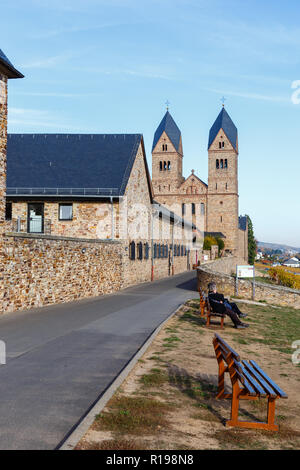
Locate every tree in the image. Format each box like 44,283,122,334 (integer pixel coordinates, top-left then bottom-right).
216,237,225,255
203,235,217,250
246,214,257,265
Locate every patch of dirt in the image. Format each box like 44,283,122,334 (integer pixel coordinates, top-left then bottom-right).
76,300,300,450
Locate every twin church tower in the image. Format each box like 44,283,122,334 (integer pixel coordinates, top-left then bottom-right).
151,106,242,255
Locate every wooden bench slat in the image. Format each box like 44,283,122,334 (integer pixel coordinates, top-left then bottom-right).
249,360,288,398
214,334,240,361
213,335,287,431
233,360,257,395
233,362,257,396
242,361,277,398
238,362,268,397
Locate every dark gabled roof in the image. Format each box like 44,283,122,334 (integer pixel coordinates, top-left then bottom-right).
283,258,300,265
204,231,226,239
208,107,237,151
239,216,247,231
152,111,181,152
0,49,24,79
153,200,196,231
6,134,144,196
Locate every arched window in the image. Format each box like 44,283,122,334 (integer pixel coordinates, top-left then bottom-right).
192,203,195,215
164,161,167,170
167,161,171,170
137,242,143,260
129,241,135,260
182,203,185,216
219,142,222,149
144,242,149,260
225,182,228,190
216,159,219,169
159,161,162,171
220,159,224,169
224,159,228,168
162,144,168,151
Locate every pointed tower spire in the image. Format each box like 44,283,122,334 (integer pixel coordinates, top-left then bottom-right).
208,107,237,151
151,109,184,198
152,110,181,153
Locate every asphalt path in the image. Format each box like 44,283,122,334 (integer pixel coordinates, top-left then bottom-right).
0,271,197,449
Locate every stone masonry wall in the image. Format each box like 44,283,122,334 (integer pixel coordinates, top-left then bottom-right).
207,128,239,253
0,233,124,314
238,226,248,262
197,258,300,309
122,141,197,287
0,73,7,231
11,200,120,240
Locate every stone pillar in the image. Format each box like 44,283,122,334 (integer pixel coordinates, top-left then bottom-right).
0,73,7,230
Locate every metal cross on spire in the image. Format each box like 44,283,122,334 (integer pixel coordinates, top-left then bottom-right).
165,100,170,111
221,96,226,107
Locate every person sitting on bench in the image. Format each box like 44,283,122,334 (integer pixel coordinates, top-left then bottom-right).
207,282,249,329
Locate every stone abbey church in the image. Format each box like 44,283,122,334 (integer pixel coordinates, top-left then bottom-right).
0,47,249,314
151,108,248,258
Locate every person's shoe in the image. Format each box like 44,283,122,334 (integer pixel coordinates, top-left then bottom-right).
235,323,249,329
239,313,248,318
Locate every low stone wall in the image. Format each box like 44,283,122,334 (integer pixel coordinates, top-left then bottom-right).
0,233,124,313
0,232,198,314
197,258,300,309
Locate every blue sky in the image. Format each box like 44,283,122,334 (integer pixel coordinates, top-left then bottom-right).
2,0,300,247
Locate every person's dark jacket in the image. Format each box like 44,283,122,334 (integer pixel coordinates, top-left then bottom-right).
208,292,227,314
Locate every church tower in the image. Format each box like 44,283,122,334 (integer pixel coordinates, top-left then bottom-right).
152,110,184,196
206,107,239,253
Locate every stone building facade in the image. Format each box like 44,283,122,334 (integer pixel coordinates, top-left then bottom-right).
0,48,202,314
0,73,7,231
151,108,248,261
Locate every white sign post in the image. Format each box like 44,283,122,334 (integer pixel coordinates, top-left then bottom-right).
236,265,255,300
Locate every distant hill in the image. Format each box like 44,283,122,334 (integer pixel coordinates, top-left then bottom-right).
258,241,300,253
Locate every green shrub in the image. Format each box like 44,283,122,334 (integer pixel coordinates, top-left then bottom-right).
203,236,217,250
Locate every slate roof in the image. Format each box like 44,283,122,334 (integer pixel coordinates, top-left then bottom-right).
283,258,300,265
208,107,237,151
152,111,181,152
6,134,147,197
0,49,24,79
153,200,195,231
239,216,247,231
204,231,226,239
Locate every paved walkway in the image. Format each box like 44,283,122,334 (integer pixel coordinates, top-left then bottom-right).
0,271,197,450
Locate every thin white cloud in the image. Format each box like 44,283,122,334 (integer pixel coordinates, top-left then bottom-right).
205,88,289,103
20,53,75,69
7,107,88,132
14,92,104,98
30,21,139,39
69,65,177,81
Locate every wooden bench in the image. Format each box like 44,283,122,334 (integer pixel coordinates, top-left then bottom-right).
212,333,288,431
198,288,225,329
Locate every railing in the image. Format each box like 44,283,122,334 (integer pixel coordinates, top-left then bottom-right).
6,188,119,196
11,218,52,235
